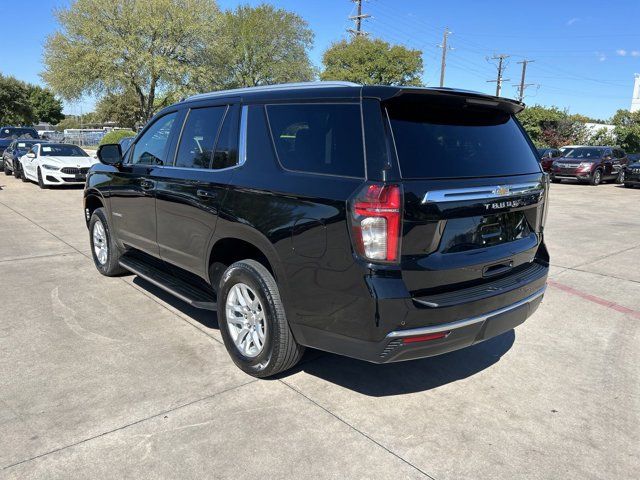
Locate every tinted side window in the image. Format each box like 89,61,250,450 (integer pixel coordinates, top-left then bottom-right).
212,105,240,170
266,103,365,177
553,149,562,157
131,112,178,165
175,107,226,169
387,104,540,179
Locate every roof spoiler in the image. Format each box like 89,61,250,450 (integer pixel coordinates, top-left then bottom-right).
372,86,525,114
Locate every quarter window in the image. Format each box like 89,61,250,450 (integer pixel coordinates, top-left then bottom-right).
175,107,226,169
266,103,365,177
131,112,178,165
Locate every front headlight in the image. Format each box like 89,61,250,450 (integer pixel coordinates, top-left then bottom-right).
578,162,594,169
42,164,60,171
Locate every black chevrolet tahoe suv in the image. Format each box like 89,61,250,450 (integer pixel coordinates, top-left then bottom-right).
86,82,550,378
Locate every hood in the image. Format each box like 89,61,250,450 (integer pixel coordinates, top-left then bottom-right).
41,156,99,167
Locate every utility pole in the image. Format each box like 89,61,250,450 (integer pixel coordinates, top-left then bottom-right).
486,54,510,97
348,0,370,37
514,59,535,102
438,27,452,87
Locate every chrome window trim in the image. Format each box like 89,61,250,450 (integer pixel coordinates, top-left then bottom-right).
422,181,543,204
387,286,546,338
238,104,248,167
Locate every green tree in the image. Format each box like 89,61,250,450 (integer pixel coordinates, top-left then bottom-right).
517,105,588,148
28,85,64,124
320,37,423,86
611,109,640,152
585,127,617,147
99,129,136,145
0,74,35,125
200,4,314,90
42,0,220,123
95,89,143,129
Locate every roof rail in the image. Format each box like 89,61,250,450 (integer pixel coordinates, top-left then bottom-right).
185,81,361,102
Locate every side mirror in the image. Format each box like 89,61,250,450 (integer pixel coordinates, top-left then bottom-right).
26,152,36,159
97,143,123,165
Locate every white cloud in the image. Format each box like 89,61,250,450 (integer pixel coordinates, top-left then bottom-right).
566,17,580,26
596,51,607,62
632,51,640,57
616,49,628,56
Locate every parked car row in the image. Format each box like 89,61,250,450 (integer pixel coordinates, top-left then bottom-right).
2,140,98,188
536,145,640,188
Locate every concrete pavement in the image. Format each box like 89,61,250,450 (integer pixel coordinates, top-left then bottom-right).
0,177,638,479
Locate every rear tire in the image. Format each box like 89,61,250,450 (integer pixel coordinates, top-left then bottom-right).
551,177,561,183
590,169,602,186
89,208,126,276
37,168,48,189
13,163,20,179
218,259,304,378
624,182,634,189
3,162,10,175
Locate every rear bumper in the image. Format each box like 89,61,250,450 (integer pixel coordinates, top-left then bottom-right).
292,257,549,364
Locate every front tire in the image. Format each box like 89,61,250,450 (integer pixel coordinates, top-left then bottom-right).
89,208,126,276
37,167,48,189
20,164,29,182
218,260,304,378
3,162,10,175
590,169,602,186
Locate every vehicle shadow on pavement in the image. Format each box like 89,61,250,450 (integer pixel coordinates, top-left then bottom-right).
286,331,515,397
130,276,514,396
131,277,219,329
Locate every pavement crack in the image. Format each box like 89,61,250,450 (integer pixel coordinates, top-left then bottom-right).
279,379,438,480
1,379,258,471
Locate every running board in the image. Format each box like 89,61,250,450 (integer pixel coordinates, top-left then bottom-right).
119,256,217,311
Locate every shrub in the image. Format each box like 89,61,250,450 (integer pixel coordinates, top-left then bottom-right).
100,129,135,145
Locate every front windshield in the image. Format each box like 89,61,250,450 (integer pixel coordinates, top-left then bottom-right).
565,148,604,159
40,144,89,157
0,128,38,139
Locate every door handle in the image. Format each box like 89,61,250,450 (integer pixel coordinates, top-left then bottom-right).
196,189,217,199
140,179,155,190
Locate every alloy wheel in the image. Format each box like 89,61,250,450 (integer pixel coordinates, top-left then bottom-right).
92,220,108,265
225,283,267,358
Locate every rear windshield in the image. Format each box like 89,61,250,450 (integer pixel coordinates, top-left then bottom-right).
387,104,540,179
0,128,38,139
41,144,88,157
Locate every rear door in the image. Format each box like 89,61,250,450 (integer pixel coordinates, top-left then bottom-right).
154,102,240,278
384,95,546,293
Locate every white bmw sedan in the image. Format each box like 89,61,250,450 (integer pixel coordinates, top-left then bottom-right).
20,143,98,188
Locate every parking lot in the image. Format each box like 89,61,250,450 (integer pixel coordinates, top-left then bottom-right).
0,177,638,479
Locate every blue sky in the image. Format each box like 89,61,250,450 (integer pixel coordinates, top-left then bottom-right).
1,0,639,120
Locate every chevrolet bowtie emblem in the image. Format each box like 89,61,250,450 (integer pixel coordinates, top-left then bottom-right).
493,185,510,196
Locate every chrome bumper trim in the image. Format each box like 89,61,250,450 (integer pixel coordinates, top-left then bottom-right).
386,285,547,338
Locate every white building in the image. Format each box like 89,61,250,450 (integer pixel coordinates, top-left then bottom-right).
631,73,640,113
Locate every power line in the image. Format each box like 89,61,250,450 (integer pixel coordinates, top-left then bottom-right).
437,27,453,87
348,0,370,37
486,54,510,97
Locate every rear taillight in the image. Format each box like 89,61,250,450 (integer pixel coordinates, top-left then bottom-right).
350,183,402,263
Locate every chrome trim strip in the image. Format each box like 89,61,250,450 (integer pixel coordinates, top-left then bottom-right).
386,285,546,338
238,105,248,167
422,182,543,204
